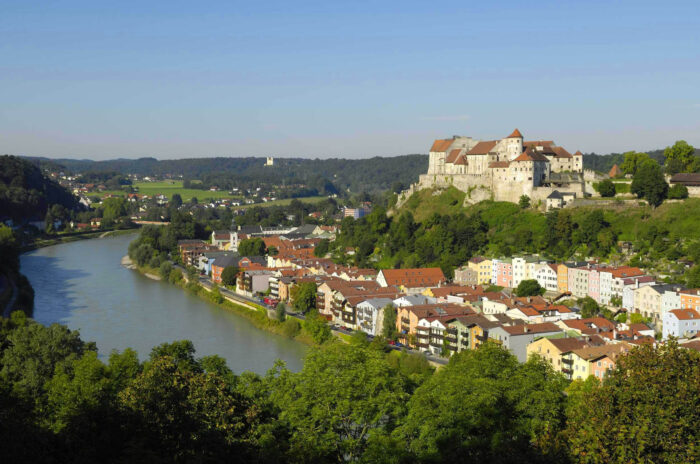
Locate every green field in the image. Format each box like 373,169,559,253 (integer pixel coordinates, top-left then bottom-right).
101,180,326,207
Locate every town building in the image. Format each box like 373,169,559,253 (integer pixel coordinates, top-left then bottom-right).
662,308,700,339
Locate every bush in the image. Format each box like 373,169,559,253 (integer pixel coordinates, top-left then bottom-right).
168,268,183,284
275,302,287,322
668,184,689,199
159,261,173,279
282,318,301,337
597,179,616,197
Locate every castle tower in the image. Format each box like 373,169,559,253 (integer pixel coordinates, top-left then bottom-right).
505,128,524,161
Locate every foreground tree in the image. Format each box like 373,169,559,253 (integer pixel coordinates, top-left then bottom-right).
395,343,567,462
238,238,267,257
271,343,408,463
565,341,700,463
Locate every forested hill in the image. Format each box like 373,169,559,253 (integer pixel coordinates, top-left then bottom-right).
24,155,429,193
0,155,79,222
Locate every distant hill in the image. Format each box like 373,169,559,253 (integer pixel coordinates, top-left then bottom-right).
23,155,429,194
0,155,79,222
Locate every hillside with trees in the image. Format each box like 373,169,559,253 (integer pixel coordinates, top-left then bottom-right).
0,155,79,222
24,155,429,194
328,190,700,285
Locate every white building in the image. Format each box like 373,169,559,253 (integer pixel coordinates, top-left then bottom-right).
355,298,395,337
535,264,559,293
662,308,700,339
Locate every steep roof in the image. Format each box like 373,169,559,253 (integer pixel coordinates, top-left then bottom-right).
454,155,468,165
552,146,573,158
513,147,549,162
430,139,453,152
466,140,498,155
547,190,564,200
669,308,700,320
573,150,583,156
609,164,623,178
507,128,523,138
446,149,462,163
379,268,446,287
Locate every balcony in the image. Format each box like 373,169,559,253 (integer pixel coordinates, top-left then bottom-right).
445,336,457,344
446,327,458,335
562,358,573,365
476,334,488,342
561,368,573,375
416,326,429,333
401,317,410,324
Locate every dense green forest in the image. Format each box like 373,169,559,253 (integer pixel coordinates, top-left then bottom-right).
0,155,79,222
24,155,429,194
0,311,697,463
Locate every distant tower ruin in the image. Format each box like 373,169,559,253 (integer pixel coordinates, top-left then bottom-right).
264,157,274,167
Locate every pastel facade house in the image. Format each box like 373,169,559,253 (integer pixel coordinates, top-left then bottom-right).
662,308,700,339
496,259,513,288
467,256,493,285
453,266,478,286
634,284,678,325
488,322,562,362
535,264,559,292
680,288,700,311
570,344,630,381
526,337,590,379
355,298,395,337
568,266,591,298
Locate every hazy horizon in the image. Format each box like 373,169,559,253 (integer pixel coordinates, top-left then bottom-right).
2,1,699,160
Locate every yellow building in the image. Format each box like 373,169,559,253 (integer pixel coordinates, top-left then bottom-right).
468,257,493,285
570,344,630,381
557,264,570,293
526,337,589,379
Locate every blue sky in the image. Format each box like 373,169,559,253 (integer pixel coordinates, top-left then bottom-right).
1,0,699,159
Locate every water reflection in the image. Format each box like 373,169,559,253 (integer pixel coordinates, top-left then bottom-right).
21,233,307,374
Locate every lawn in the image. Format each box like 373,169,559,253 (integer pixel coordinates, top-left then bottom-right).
101,180,327,207
103,180,240,201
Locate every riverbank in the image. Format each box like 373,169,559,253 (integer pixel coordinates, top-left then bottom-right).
23,227,138,252
126,260,317,347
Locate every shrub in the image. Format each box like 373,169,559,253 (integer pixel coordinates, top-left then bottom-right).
598,179,616,197
282,318,301,338
668,184,689,199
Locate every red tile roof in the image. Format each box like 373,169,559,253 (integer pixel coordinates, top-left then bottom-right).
430,139,453,152
379,268,446,287
454,155,468,165
573,150,583,156
669,308,700,320
552,146,573,158
507,128,523,138
446,149,462,163
488,161,510,168
466,140,498,155
513,147,549,162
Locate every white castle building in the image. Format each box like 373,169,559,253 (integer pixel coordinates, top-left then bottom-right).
401,129,587,206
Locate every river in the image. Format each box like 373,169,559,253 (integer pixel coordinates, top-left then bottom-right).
20,233,308,374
